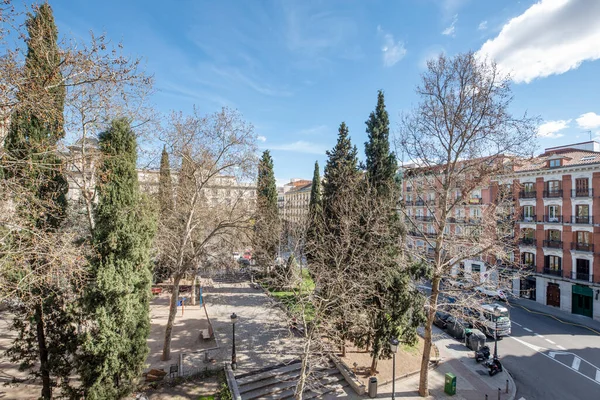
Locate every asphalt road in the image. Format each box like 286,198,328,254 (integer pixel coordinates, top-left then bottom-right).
501,305,600,400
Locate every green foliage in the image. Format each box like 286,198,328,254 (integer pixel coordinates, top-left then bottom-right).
253,150,279,269
306,161,322,265
364,90,397,197
79,118,156,399
322,122,359,210
158,145,174,215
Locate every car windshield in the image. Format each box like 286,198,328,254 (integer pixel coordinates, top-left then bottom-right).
493,310,509,320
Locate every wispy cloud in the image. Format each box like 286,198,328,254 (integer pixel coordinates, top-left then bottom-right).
478,20,488,30
442,14,458,36
478,0,600,83
257,135,267,142
537,120,571,138
298,125,328,135
576,112,600,130
377,26,407,67
267,140,328,155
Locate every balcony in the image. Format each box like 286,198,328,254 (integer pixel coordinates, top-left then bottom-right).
406,187,413,192
468,197,483,205
543,267,563,277
571,271,593,282
519,190,537,199
571,242,594,252
570,215,593,224
518,214,537,223
414,215,434,222
415,199,425,206
543,215,563,223
519,238,537,246
543,190,563,198
403,200,414,206
571,189,593,198
543,240,563,249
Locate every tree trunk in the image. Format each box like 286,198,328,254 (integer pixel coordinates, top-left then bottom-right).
295,335,311,400
162,274,182,361
34,304,52,400
370,353,378,376
418,276,439,397
191,274,197,306
341,343,346,358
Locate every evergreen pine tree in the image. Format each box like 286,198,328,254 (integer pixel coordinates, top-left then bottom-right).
2,5,73,399
362,90,422,374
80,118,156,399
306,161,321,265
364,90,397,196
253,150,279,270
323,122,359,211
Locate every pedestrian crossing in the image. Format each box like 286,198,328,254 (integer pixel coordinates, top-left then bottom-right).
547,351,600,385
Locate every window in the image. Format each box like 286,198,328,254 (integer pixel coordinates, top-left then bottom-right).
523,205,535,222
545,255,561,270
523,182,535,193
576,231,590,244
472,264,482,273
576,204,589,216
523,228,535,239
547,180,561,192
576,259,590,274
547,229,561,241
549,159,561,168
547,205,561,222
522,252,535,266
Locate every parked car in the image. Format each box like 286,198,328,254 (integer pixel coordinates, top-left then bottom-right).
476,286,508,302
446,316,472,340
433,311,451,329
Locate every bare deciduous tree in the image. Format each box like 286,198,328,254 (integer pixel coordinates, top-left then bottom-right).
396,52,537,397
156,107,257,361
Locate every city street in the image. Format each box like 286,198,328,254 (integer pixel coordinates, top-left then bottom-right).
502,304,600,400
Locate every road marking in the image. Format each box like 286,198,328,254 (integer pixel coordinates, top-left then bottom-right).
509,336,600,386
557,345,566,350
523,327,533,332
512,321,522,327
572,357,581,371
518,398,527,400
545,339,556,344
534,333,544,338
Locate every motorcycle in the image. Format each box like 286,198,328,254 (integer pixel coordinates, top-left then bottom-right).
486,356,503,376
475,345,491,362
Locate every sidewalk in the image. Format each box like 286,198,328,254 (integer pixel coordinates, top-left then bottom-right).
329,328,515,400
203,280,304,375
509,297,600,334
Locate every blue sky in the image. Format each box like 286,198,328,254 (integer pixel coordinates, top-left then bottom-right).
35,0,600,184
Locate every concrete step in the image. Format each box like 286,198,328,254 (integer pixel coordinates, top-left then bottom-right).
238,369,301,394
235,359,301,381
240,369,345,400
241,378,298,400
236,362,302,386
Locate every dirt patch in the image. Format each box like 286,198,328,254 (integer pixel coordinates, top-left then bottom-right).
340,336,428,387
144,374,220,400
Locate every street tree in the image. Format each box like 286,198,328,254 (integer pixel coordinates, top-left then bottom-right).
253,150,279,271
79,118,156,399
397,52,537,396
156,107,257,361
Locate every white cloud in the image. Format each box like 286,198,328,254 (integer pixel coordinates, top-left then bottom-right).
576,112,600,129
478,20,488,30
267,141,328,155
537,119,571,138
442,14,458,36
378,26,407,67
257,135,267,142
477,0,600,83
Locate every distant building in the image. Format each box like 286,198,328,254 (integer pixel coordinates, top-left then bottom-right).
284,181,312,225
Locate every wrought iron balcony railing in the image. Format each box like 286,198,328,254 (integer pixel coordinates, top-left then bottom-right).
519,190,537,199
543,267,563,277
571,189,593,197
543,190,563,198
571,242,594,252
543,215,563,223
542,240,562,249
570,215,593,224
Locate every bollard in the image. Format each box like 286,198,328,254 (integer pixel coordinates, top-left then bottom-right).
497,388,501,400
506,379,509,393
485,395,488,400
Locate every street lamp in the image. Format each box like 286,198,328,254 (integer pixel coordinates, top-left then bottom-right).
390,337,400,400
231,313,238,370
493,305,499,359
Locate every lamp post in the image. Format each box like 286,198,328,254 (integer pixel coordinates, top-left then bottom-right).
390,337,399,400
493,305,499,359
231,313,238,370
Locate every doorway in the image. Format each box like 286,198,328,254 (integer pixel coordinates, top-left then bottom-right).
572,285,593,318
547,283,560,307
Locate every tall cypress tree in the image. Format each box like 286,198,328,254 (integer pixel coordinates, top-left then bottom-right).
365,90,397,196
158,145,174,216
253,150,279,270
323,122,359,209
306,161,321,265
80,118,156,399
3,5,72,399
363,90,423,374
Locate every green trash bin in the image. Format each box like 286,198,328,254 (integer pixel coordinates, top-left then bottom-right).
444,372,456,395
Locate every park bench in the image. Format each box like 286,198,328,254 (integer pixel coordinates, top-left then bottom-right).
151,287,163,295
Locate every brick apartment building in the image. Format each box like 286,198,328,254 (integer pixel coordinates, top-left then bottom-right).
402,141,600,321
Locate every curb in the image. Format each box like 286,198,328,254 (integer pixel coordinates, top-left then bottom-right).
505,367,517,400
